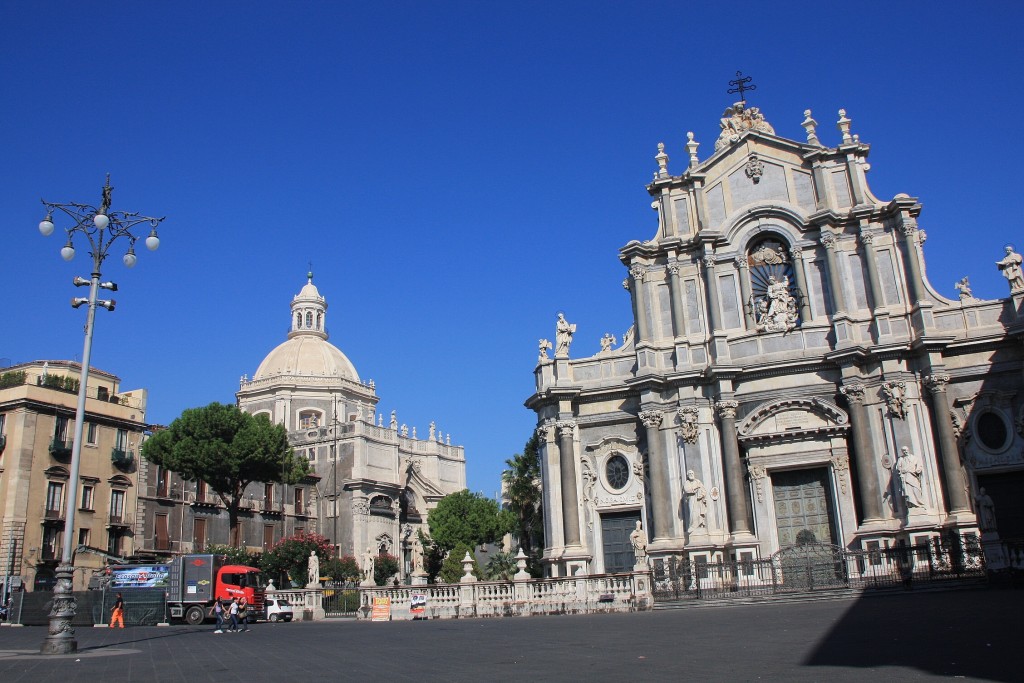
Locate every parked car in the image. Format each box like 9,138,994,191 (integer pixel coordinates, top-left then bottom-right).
265,597,294,622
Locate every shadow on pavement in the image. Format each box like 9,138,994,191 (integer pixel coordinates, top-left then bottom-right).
803,588,1021,681
78,627,204,651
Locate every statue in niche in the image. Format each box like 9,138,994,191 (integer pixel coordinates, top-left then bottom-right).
600,332,617,354
975,488,997,532
538,338,552,361
555,313,576,358
997,245,1024,292
682,470,708,531
412,536,424,573
755,275,798,333
629,521,649,568
896,447,926,509
955,276,973,301
882,381,907,420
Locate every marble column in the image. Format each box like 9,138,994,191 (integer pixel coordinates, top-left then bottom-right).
736,258,755,330
820,232,847,314
858,230,885,311
900,223,927,305
640,409,673,541
666,263,688,338
629,264,650,343
839,383,884,523
789,248,813,323
556,421,581,547
701,254,723,332
923,373,971,514
715,400,751,535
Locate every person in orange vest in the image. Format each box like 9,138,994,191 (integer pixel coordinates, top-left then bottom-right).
110,592,125,628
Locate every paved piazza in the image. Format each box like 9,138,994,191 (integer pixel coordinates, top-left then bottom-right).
0,589,1018,682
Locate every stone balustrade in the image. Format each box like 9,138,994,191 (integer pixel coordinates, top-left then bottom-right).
356,570,652,621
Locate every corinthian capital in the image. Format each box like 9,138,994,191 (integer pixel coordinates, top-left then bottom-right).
789,248,804,262
715,400,739,420
556,420,576,437
639,409,663,429
630,264,646,282
667,263,680,277
702,254,717,269
536,424,551,440
840,383,866,404
819,232,836,250
923,373,951,393
859,231,875,246
901,222,918,237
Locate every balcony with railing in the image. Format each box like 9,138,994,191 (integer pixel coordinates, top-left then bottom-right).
43,507,65,521
49,437,73,460
107,514,133,528
111,448,134,469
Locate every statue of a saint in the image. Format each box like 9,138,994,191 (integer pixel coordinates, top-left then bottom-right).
975,487,997,532
682,470,708,531
538,338,552,362
362,546,376,583
896,447,925,509
307,550,320,586
629,520,648,568
955,276,973,301
600,333,617,354
555,313,576,358
997,245,1024,292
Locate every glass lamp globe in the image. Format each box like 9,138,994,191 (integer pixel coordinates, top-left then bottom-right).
94,213,110,230
145,232,160,251
61,245,75,261
39,218,54,236
123,250,137,268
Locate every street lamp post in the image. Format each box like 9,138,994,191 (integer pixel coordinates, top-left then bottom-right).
37,175,164,655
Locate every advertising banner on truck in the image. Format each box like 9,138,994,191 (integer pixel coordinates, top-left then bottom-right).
108,565,171,589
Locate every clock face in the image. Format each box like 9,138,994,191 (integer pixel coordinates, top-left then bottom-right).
605,455,630,490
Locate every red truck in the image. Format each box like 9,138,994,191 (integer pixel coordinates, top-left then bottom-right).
101,554,265,625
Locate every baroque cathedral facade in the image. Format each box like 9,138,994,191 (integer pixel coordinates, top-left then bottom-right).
527,101,1023,577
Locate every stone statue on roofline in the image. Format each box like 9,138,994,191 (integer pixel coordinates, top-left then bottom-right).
715,101,775,151
997,245,1024,293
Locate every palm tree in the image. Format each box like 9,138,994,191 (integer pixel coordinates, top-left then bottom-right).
501,433,544,556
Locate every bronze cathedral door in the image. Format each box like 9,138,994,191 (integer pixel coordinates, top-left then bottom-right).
771,468,837,547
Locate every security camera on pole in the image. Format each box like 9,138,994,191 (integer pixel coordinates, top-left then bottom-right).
36,175,165,655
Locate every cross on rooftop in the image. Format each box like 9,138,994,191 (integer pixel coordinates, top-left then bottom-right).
727,70,757,103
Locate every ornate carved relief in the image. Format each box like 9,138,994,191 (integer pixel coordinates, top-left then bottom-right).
536,424,551,440
882,381,907,420
830,453,850,495
639,410,663,429
714,102,775,151
715,400,739,420
352,499,370,516
754,275,798,333
923,373,950,393
677,406,700,444
744,153,764,184
747,463,767,503
840,383,866,404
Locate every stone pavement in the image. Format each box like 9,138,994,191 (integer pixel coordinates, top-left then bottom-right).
0,588,1019,682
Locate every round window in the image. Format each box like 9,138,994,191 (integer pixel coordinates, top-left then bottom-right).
976,411,1009,451
605,455,630,490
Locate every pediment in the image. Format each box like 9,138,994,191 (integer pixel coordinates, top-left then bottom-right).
738,397,849,444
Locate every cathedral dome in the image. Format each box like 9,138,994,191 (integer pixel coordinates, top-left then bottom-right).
253,335,359,381
251,272,360,382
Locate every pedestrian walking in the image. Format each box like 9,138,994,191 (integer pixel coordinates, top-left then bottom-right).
238,596,250,632
213,598,224,633
110,592,125,628
228,597,239,632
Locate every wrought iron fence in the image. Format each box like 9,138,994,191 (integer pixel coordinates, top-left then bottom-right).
653,537,987,604
321,581,359,617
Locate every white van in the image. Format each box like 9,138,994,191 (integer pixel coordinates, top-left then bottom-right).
265,597,295,622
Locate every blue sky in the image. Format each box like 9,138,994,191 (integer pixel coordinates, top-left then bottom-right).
3,1,1023,497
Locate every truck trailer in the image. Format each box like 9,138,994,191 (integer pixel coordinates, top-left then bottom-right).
99,554,265,624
